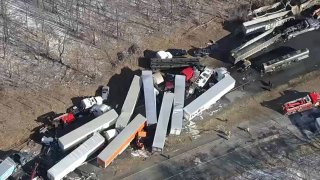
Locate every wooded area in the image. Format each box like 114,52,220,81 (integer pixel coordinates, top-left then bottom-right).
0,0,270,88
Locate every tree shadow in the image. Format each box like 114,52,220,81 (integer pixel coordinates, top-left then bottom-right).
138,50,157,69
204,18,252,64
106,67,141,113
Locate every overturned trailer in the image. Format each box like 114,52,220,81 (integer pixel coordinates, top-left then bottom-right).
97,114,146,168
170,75,186,135
248,1,288,18
48,133,105,180
231,29,283,64
152,92,174,152
142,71,157,125
184,74,236,121
115,75,141,130
58,109,118,150
263,48,309,73
243,11,293,35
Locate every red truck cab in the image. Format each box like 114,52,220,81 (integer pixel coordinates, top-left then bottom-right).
283,92,320,115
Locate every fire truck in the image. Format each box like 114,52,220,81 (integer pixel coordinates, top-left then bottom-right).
282,92,320,115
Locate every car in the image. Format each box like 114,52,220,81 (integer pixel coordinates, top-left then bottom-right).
80,96,103,110
166,49,188,57
101,86,110,101
193,48,211,57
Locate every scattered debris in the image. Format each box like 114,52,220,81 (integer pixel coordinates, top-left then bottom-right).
131,150,149,158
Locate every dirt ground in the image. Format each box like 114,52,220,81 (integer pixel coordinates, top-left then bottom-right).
0,20,229,151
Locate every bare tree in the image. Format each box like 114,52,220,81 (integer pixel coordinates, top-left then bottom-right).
58,31,68,63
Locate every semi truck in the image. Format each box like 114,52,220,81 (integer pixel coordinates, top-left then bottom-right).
283,92,320,115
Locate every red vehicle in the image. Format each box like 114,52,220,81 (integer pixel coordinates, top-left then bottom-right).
181,67,194,81
52,113,75,127
283,92,320,115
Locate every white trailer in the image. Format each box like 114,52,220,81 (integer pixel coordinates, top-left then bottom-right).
184,74,236,121
170,75,186,135
0,157,16,180
263,48,309,73
243,11,291,34
152,92,174,152
142,71,157,125
48,133,105,180
243,16,294,35
58,109,118,150
116,75,141,129
97,114,146,168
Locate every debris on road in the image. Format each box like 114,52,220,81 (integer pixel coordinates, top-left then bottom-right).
131,150,149,158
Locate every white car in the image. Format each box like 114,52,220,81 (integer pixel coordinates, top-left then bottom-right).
81,96,103,110
101,86,110,101
195,67,214,88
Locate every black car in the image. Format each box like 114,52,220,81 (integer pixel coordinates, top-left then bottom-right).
193,48,211,57
166,49,188,57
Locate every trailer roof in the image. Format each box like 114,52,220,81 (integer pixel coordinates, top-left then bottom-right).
48,133,105,180
97,114,146,168
170,75,185,135
142,71,157,125
58,109,118,150
116,75,141,129
153,92,174,152
184,75,235,119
